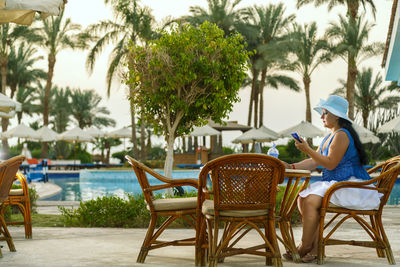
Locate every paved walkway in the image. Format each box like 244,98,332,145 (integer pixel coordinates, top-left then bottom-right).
1,206,399,267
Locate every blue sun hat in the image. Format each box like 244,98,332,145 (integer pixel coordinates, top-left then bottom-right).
313,95,352,123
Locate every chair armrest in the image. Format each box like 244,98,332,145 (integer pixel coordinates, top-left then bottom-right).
14,173,30,197
321,178,380,208
367,162,385,174
144,178,199,193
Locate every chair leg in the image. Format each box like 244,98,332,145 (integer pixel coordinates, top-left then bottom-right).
137,215,157,263
370,215,385,258
317,214,325,265
0,215,16,252
24,200,33,239
375,215,396,265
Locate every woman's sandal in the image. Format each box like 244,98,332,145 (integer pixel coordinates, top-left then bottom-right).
301,253,317,263
282,251,293,261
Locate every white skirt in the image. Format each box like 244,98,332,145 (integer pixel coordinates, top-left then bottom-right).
298,177,383,210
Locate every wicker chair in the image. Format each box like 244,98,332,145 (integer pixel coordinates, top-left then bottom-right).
196,154,285,267
0,155,26,257
317,156,400,265
1,173,32,239
125,155,199,263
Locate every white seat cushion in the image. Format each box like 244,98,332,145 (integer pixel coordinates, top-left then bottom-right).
202,199,268,217
149,197,197,211
9,189,24,196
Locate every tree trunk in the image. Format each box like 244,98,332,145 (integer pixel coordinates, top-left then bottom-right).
362,110,368,128
42,54,56,158
146,129,152,156
347,1,359,20
303,75,312,123
129,95,139,159
164,133,175,195
140,113,146,161
248,68,258,126
181,137,186,153
257,69,267,128
0,56,9,156
259,86,264,128
347,53,357,120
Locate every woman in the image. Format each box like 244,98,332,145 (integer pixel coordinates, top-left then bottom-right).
282,95,381,263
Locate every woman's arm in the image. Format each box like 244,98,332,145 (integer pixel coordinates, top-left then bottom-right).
295,131,349,170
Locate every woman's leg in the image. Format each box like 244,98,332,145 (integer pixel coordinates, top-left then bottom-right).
297,194,322,257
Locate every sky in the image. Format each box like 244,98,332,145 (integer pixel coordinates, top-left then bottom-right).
23,0,395,148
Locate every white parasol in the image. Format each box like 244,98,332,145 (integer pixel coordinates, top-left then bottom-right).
107,127,132,138
232,126,279,144
57,127,94,143
2,123,40,140
35,125,58,142
0,0,66,25
0,92,21,118
190,125,220,136
86,126,106,138
377,116,400,134
279,121,324,138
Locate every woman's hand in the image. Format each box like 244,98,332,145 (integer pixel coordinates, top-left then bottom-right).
294,137,311,153
280,160,291,169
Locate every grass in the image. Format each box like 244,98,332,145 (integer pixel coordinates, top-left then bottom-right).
9,213,65,227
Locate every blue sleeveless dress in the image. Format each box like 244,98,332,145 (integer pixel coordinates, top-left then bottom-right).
320,128,370,181
299,128,382,210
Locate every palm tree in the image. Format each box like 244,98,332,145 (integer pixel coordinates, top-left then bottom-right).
287,22,331,123
37,9,84,157
296,0,376,21
50,86,72,133
6,43,46,98
326,14,382,120
85,0,157,159
334,67,400,128
30,82,56,124
242,4,299,127
0,23,39,153
16,85,37,124
183,0,245,36
296,0,377,119
69,88,116,129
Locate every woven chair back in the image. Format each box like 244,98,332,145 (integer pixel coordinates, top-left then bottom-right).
125,155,155,203
0,155,25,202
200,153,285,214
375,157,400,207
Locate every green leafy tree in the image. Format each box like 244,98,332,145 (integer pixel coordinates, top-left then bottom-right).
70,88,116,129
242,4,299,127
126,22,249,178
85,0,157,160
334,67,400,127
37,9,85,157
326,14,383,119
287,22,331,123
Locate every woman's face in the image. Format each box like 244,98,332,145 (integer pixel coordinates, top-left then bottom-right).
321,109,339,129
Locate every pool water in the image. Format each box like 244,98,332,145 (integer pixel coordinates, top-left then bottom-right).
48,170,400,205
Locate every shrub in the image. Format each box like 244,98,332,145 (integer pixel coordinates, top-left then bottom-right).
59,194,150,228
59,187,301,228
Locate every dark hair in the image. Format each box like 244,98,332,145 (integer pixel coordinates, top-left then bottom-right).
338,118,368,165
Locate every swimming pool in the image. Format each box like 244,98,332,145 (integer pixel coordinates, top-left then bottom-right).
47,170,400,205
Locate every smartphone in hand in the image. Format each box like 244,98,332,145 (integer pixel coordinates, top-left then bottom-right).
291,132,302,143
